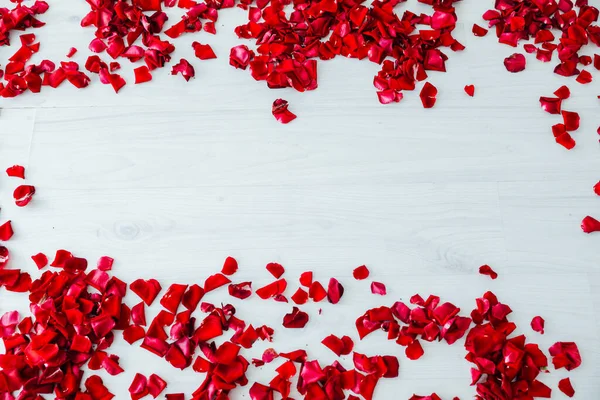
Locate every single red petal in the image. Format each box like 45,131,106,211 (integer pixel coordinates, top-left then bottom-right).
549,342,582,370
272,99,297,124
558,377,575,397
134,66,152,84
165,394,185,400
192,42,217,60
576,70,592,84
13,185,35,207
291,287,309,304
148,374,167,398
309,281,327,302
67,47,77,58
204,273,231,292
6,165,25,178
266,262,284,278
539,97,562,114
406,340,424,360
531,316,545,334
131,302,147,326
228,281,253,299
299,271,313,287
249,383,273,400
594,181,600,196
160,283,188,313
472,24,488,37
282,307,309,328
130,279,162,305
478,265,498,280
171,58,195,81
129,373,148,398
370,281,386,295
327,277,344,304
353,265,369,280
561,110,580,131
222,256,238,275
256,279,287,299
124,325,146,344
504,53,526,73
419,82,438,108
0,221,14,241
554,85,570,99
182,284,204,311
464,85,475,97
97,256,114,271
555,132,576,150
229,45,254,69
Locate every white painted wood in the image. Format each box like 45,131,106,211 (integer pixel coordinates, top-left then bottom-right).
0,0,599,398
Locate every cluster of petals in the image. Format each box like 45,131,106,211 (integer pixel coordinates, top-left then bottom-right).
539,86,581,150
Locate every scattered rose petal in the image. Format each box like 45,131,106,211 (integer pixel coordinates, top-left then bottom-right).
272,99,296,124
6,165,25,178
504,53,526,73
558,377,575,397
353,265,369,280
549,342,581,370
464,85,475,97
327,277,344,304
472,24,488,37
192,42,217,60
531,316,545,334
282,307,308,328
171,59,195,81
266,262,284,278
594,181,600,196
581,215,600,233
561,111,580,131
370,281,386,295
554,85,570,99
576,70,592,84
478,265,498,280
419,82,438,108
0,221,14,241
222,256,238,275
134,66,152,84
13,185,35,206
31,252,48,269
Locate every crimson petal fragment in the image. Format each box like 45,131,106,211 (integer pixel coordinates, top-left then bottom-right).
272,99,296,124
504,53,526,73
6,165,25,178
419,82,438,108
478,265,498,280
531,316,545,334
558,377,575,397
13,185,35,207
353,265,369,280
370,281,386,295
0,221,14,241
282,307,309,328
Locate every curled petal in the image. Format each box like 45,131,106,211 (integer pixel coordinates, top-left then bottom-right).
539,97,561,114
171,59,195,81
13,185,35,207
229,45,254,69
229,281,252,299
478,265,498,280
549,342,581,370
282,307,309,328
419,82,437,108
327,278,344,304
370,281,386,295
272,99,297,124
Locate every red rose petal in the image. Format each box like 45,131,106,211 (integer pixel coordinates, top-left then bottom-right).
594,181,600,196
464,85,475,97
291,288,309,304
192,42,217,60
531,316,545,334
204,273,231,292
282,307,309,328
182,284,204,311
0,246,9,268
478,265,498,280
554,85,570,99
148,374,167,398
13,185,35,207
131,302,147,326
555,132,576,150
229,45,254,69
322,334,354,356
406,340,424,360
539,97,562,114
130,278,162,306
171,59,195,81
370,281,386,295
66,47,77,58
504,53,526,73
353,265,369,280
256,279,287,299
558,377,575,397
129,373,148,400
229,281,253,299
419,82,438,108
327,277,344,304
472,24,488,37
549,342,582,370
561,110,580,131
222,256,238,275
576,70,592,84
299,271,313,287
309,281,327,302
134,66,152,84
97,256,114,271
6,165,25,178
0,221,14,241
272,99,297,124
160,283,188,313
266,262,284,278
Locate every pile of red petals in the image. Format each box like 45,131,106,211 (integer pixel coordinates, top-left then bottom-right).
0,166,586,399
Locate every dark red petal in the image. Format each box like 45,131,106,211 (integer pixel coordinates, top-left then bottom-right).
549,342,582,370
249,383,273,400
228,281,253,299
97,256,114,271
0,221,14,241
182,284,204,311
0,246,8,268
130,279,162,305
464,85,475,97
291,288,309,304
192,42,217,60
229,45,254,69
272,99,297,124
256,279,287,299
129,373,148,398
134,66,152,84
561,111,580,131
13,185,35,207
478,265,498,280
171,59,195,81
353,265,369,280
6,165,25,178
266,262,284,278
558,377,575,397
222,256,238,275
539,97,562,114
531,316,545,334
327,278,344,304
419,82,438,108
370,281,386,295
504,53,526,73
472,24,488,37
309,281,327,302
282,307,309,328
594,181,600,196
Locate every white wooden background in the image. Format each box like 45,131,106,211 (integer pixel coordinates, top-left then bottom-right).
1,0,599,398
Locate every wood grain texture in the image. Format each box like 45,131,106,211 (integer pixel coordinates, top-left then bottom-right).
1,0,599,398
